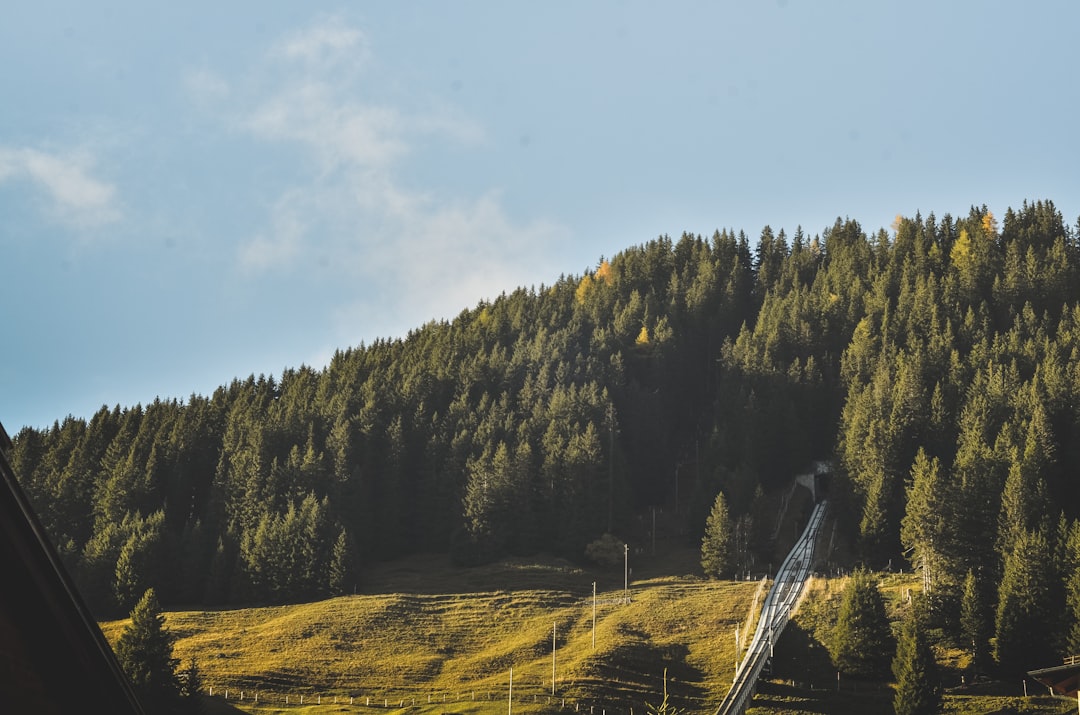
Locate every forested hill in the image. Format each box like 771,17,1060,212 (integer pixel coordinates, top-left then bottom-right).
12,201,1080,668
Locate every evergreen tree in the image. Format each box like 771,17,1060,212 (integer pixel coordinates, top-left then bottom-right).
700,491,734,578
994,529,1057,674
1066,521,1080,655
900,449,946,596
959,569,989,673
892,612,942,715
830,569,894,679
179,657,202,700
328,527,358,596
114,588,181,709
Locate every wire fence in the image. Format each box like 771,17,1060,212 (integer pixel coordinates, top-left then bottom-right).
204,676,719,714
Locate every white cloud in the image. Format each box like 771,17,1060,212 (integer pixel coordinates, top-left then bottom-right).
194,15,569,339
183,67,231,104
236,192,307,272
244,83,408,171
276,18,369,71
0,146,120,228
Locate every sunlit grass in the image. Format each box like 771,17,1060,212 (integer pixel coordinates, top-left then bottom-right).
101,548,762,714
100,521,1077,714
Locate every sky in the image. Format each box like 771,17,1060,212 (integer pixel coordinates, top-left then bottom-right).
2,2,1079,432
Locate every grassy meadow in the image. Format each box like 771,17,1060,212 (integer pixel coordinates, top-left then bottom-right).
100,505,1077,715
101,545,765,715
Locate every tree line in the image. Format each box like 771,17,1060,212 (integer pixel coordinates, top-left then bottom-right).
12,199,1080,676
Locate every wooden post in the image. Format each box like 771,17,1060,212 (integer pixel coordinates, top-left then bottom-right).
592,582,597,649
508,667,514,715
552,621,557,695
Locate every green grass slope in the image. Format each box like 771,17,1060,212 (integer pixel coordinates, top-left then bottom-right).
102,547,763,714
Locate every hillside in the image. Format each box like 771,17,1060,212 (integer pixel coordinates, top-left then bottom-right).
101,551,1077,715
16,198,1080,683
101,547,763,714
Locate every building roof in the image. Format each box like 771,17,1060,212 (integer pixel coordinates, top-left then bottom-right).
1028,657,1080,699
0,420,146,714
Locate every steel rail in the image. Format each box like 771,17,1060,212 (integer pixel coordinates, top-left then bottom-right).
714,500,828,715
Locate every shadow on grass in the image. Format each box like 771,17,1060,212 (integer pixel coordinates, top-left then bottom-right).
750,680,894,715
766,620,837,688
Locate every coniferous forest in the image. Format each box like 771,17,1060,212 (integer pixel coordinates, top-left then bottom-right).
12,199,1080,674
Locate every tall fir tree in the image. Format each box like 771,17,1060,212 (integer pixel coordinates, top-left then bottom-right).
830,569,894,679
700,491,734,578
959,569,989,673
892,611,942,715
994,529,1057,674
114,588,181,710
328,526,358,596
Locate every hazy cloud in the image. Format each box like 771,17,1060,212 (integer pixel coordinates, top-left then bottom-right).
275,17,369,71
183,67,231,104
0,146,120,228
191,15,568,339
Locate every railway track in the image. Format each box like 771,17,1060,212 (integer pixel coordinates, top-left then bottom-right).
714,500,828,715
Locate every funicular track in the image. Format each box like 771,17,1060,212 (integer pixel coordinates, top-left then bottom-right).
714,500,828,715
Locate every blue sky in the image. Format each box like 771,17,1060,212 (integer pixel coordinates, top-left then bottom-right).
2,2,1078,431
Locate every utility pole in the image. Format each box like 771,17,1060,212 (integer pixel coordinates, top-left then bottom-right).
552,622,557,695
607,403,614,533
592,581,597,649
624,543,629,604
734,626,740,674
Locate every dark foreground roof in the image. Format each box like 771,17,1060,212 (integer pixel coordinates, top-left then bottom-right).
1028,657,1080,699
0,420,145,714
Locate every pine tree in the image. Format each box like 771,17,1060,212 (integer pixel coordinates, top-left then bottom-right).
959,569,989,673
114,588,181,708
830,569,894,678
179,657,202,699
329,527,358,596
892,612,942,715
994,529,1056,674
700,491,734,578
900,449,946,596
1065,520,1080,656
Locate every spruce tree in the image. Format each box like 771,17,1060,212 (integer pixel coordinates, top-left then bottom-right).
830,569,894,678
959,569,989,672
114,588,180,708
1065,520,1080,656
900,449,945,596
994,529,1056,674
892,611,941,715
179,657,202,700
329,527,358,596
700,491,734,578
